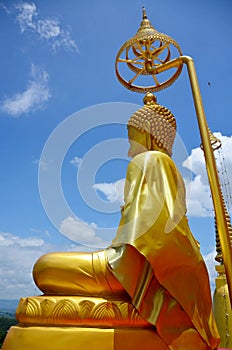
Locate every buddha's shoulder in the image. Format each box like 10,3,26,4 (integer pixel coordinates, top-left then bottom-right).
131,150,172,166
128,151,182,184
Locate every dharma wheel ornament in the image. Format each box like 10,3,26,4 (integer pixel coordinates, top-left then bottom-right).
115,7,183,93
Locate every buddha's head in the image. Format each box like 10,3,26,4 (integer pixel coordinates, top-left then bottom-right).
127,92,176,158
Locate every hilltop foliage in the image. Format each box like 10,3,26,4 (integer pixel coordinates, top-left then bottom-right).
0,315,17,347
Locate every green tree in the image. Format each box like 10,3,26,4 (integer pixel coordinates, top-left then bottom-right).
0,316,17,347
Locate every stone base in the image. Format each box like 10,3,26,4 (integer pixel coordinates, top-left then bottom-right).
2,325,168,350
2,295,168,350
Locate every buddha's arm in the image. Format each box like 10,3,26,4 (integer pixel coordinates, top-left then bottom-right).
112,151,187,245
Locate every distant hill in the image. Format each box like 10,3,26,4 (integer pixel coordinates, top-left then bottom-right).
0,300,19,314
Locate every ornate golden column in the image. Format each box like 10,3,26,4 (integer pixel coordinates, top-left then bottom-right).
199,131,232,348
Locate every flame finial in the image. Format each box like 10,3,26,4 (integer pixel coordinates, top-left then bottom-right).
142,6,147,20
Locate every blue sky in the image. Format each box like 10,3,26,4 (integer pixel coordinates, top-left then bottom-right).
0,0,231,299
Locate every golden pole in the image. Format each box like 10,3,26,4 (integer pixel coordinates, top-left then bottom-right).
146,57,232,307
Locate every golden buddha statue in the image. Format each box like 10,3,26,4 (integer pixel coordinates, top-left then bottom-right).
3,93,220,350
3,93,219,350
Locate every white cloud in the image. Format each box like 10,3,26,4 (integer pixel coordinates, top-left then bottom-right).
15,1,37,32
182,133,232,217
0,232,44,247
70,156,82,168
37,18,60,39
93,178,125,204
14,2,78,52
37,18,78,52
33,158,49,171
0,231,46,299
183,147,208,185
0,230,97,299
184,175,213,217
214,132,232,208
30,227,51,237
203,250,218,294
60,216,108,247
1,64,51,117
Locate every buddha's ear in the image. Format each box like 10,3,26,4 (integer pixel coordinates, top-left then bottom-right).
144,121,152,150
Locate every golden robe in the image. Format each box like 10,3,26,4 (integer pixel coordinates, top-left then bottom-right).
106,150,219,350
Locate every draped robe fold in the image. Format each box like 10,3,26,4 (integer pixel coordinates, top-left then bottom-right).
106,150,219,350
